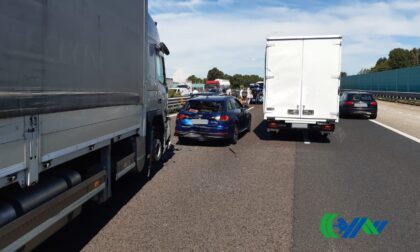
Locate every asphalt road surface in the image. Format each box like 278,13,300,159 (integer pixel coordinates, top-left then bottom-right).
36,105,419,251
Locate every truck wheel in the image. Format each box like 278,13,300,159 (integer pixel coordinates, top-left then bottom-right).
231,126,238,144
145,127,163,178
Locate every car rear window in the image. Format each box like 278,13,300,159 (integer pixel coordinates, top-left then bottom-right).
348,94,374,101
184,100,224,113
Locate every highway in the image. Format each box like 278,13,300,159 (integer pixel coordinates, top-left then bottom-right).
36,105,419,251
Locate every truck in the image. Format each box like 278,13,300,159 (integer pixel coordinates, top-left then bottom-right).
263,35,342,135
0,1,170,251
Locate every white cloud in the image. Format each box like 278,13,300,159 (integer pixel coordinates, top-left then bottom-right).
172,68,191,83
152,1,420,77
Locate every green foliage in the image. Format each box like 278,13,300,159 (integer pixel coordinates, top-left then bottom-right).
358,68,371,75
340,72,347,78
228,74,262,89
187,75,204,84
168,89,182,98
187,67,264,89
368,48,420,73
207,67,225,80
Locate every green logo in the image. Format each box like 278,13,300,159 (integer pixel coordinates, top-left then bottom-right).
320,213,388,239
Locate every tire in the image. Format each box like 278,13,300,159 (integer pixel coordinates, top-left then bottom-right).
245,118,252,133
370,113,377,119
144,127,163,178
178,136,186,144
231,126,239,145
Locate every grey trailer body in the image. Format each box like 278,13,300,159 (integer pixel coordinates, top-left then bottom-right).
0,0,170,250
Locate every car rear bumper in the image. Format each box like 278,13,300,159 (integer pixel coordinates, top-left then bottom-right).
340,107,377,116
174,126,232,140
175,131,231,140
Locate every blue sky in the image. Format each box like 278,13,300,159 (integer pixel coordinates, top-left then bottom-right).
149,0,420,82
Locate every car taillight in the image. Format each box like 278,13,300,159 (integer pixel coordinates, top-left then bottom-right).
370,101,377,106
219,115,230,121
345,101,354,106
177,113,188,120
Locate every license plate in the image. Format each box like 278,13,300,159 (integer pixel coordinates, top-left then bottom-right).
292,123,308,129
354,102,367,108
190,119,208,125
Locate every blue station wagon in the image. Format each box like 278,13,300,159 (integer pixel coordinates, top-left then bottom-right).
175,96,252,144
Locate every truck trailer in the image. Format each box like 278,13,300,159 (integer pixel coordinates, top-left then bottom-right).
263,35,342,135
0,0,170,250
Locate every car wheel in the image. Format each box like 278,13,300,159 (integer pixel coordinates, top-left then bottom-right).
370,113,377,119
178,136,186,144
246,118,252,133
231,126,239,144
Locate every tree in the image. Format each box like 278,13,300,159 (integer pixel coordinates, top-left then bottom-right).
358,68,371,75
409,48,420,66
207,67,225,80
187,75,203,83
340,72,347,78
388,48,411,69
371,57,391,72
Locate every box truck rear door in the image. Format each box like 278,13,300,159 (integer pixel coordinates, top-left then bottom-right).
265,40,303,118
300,38,341,120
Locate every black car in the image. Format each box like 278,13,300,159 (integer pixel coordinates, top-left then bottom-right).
339,91,378,119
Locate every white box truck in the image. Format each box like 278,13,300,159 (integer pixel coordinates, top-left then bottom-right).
263,35,342,135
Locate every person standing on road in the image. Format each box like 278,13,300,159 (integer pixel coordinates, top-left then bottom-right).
226,88,232,96
246,87,253,105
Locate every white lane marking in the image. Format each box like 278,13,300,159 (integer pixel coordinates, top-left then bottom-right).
369,119,420,144
247,107,255,111
169,113,178,118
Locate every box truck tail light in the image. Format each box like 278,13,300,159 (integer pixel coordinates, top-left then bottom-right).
321,124,335,131
370,101,377,107
344,101,354,106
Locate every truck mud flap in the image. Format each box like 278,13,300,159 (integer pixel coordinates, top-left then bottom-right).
0,171,106,252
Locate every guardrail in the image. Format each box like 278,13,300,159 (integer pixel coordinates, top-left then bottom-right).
167,96,190,113
370,91,420,100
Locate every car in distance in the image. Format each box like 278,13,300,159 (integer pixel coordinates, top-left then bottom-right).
339,91,378,119
175,96,252,144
